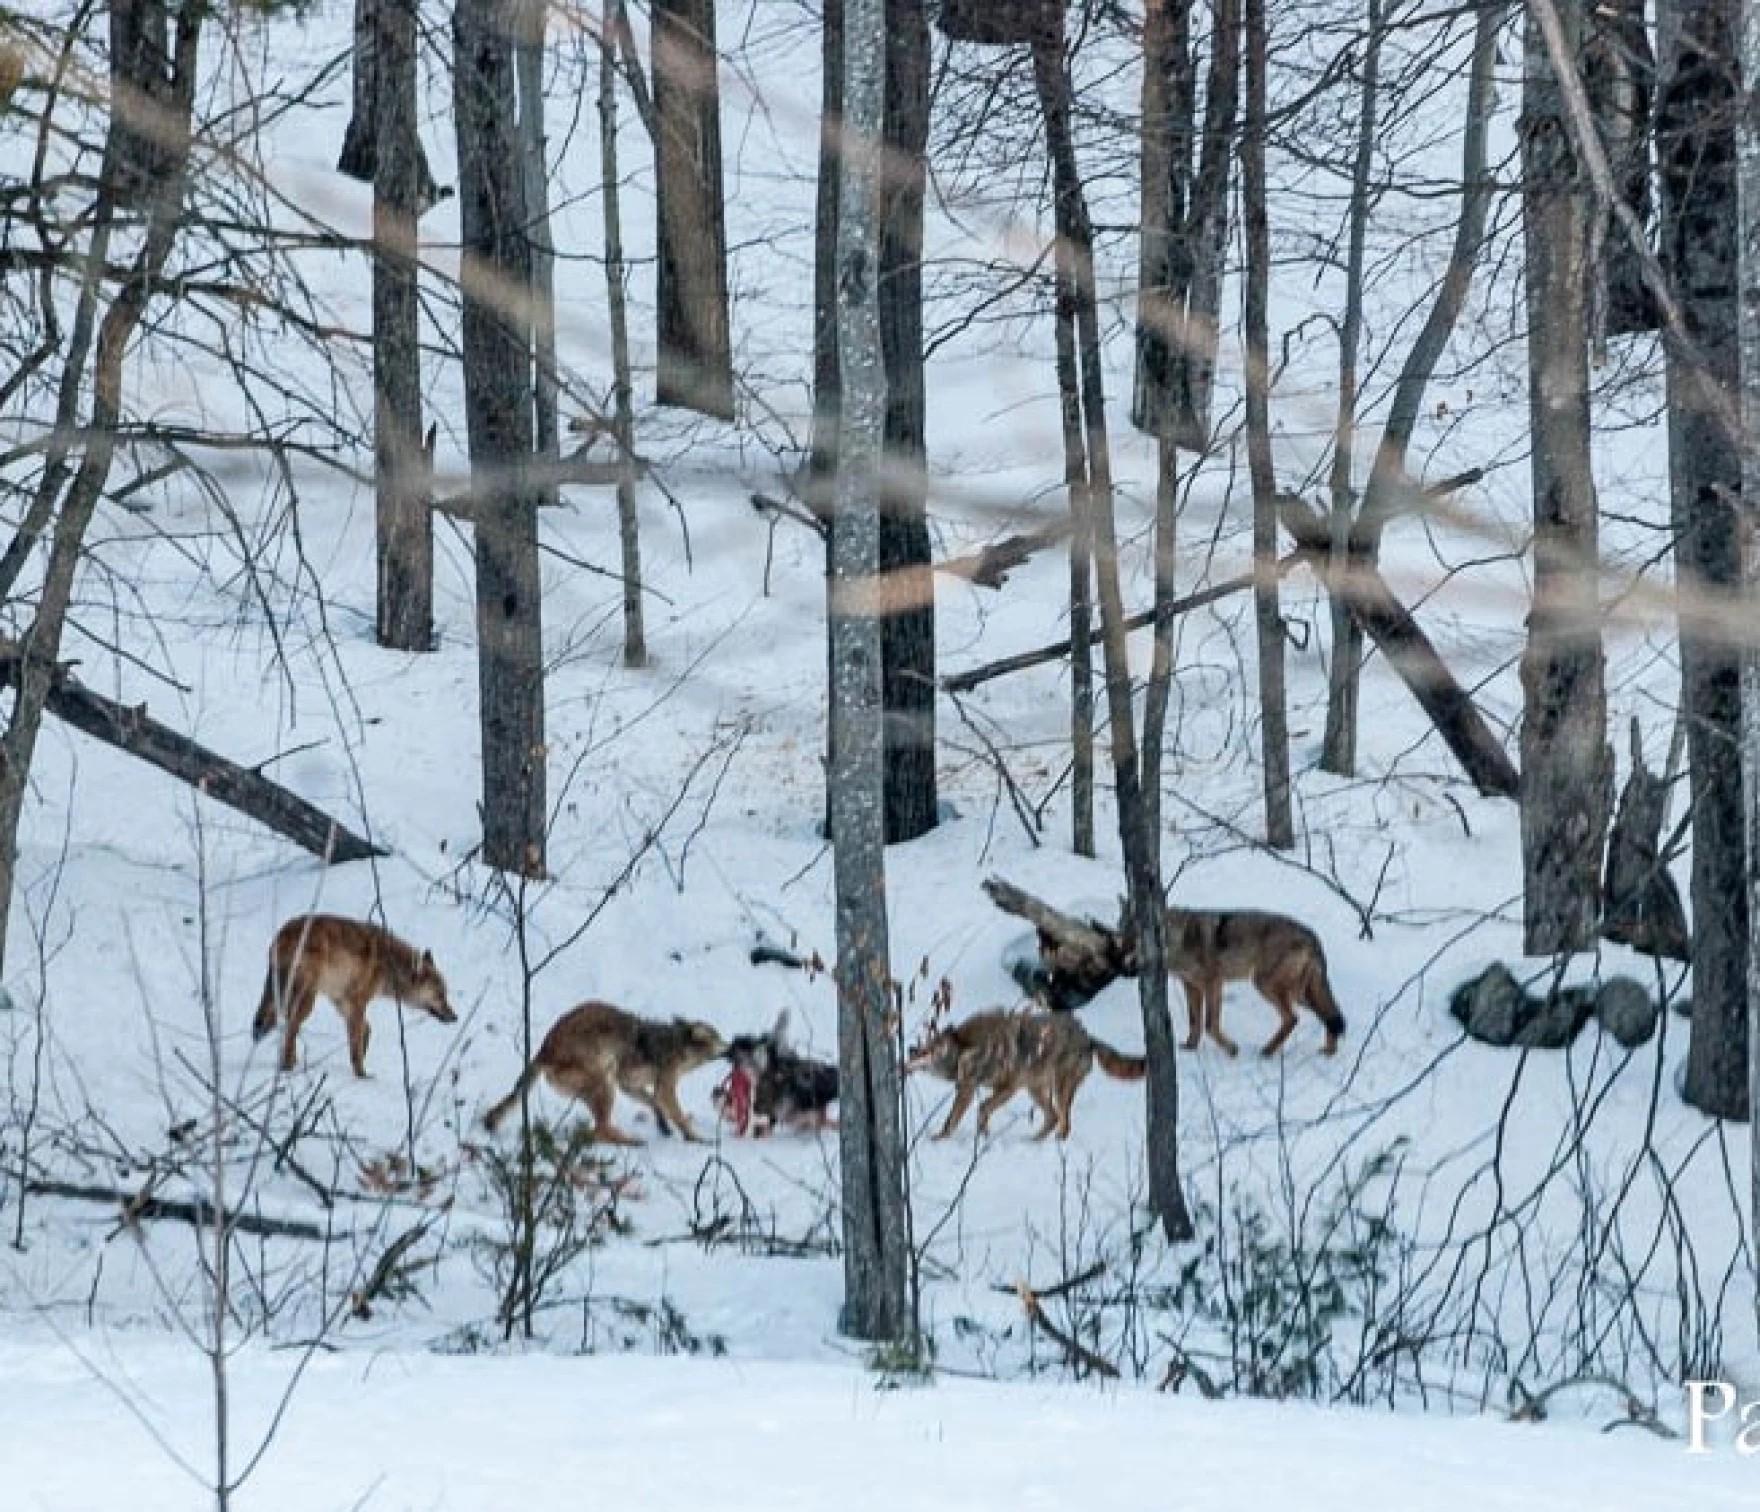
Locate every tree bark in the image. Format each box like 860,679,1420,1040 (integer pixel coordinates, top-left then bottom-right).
601,2,647,668
1658,0,1747,1119
515,0,559,502
455,0,547,878
1241,0,1292,850
651,0,734,419
831,0,910,1345
337,0,442,211
0,0,201,981
1032,23,1193,1243
372,0,434,652
1738,0,1760,1325
877,0,936,844
1518,0,1611,954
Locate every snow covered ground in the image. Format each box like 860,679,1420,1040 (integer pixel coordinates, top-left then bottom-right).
0,0,1751,1498
4,1340,1752,1512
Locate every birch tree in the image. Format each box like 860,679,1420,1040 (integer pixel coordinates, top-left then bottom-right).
830,0,910,1344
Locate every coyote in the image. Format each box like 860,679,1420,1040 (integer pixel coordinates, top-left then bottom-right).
717,1010,837,1135
1164,906,1346,1057
482,1001,727,1146
251,914,456,1076
905,1008,1144,1141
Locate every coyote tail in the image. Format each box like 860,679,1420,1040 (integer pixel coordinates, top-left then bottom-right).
1308,955,1347,1038
483,1060,542,1132
1092,1039,1147,1081
251,968,281,1042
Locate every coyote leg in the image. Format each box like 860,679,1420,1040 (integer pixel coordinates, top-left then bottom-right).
934,1082,978,1139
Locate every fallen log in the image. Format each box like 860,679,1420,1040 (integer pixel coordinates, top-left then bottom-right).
983,875,1133,1011
942,554,1305,695
21,1175,339,1242
0,647,385,863
1277,494,1520,799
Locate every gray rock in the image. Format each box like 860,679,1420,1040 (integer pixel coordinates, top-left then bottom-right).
1450,963,1528,1047
1595,976,1658,1048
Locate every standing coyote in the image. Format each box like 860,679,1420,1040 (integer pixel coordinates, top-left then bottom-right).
1164,906,1346,1057
251,914,457,1076
905,1008,1144,1141
482,1001,727,1146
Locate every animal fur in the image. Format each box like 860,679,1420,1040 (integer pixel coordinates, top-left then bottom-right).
905,1008,1144,1141
482,1001,727,1146
1163,906,1346,1057
251,914,456,1077
720,1010,837,1135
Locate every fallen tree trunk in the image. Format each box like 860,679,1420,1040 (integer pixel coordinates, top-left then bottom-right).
943,554,1303,694
0,648,384,863
21,1175,339,1242
983,875,1132,1010
1277,494,1520,799
938,521,1071,589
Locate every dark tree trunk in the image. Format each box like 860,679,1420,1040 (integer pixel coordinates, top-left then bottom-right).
338,0,443,212
1518,0,1611,954
372,0,434,653
815,0,938,845
455,0,547,879
651,0,735,419
1587,0,1658,338
1132,0,1195,439
1032,24,1193,1244
877,0,936,844
515,0,560,500
1658,0,1747,1119
1241,0,1292,850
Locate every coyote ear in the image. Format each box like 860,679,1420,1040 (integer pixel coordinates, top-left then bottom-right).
421,950,435,969
771,1007,791,1044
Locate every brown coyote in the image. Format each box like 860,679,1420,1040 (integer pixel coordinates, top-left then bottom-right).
251,914,456,1076
905,1008,1144,1141
1164,906,1346,1058
482,1001,727,1146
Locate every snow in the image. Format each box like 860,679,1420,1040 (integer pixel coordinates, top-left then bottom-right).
1,0,1752,1499
2,1339,1751,1512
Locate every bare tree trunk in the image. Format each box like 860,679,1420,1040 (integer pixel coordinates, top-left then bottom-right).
0,0,201,981
372,0,433,652
877,0,936,844
1658,0,1748,1120
455,0,547,879
832,0,910,1345
815,0,938,844
1738,0,1760,1330
515,0,559,503
1323,3,1503,772
1241,0,1292,850
602,3,647,668
1032,22,1193,1243
651,0,734,419
1057,265,1096,856
1319,0,1382,775
1518,0,1611,954
337,0,441,210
